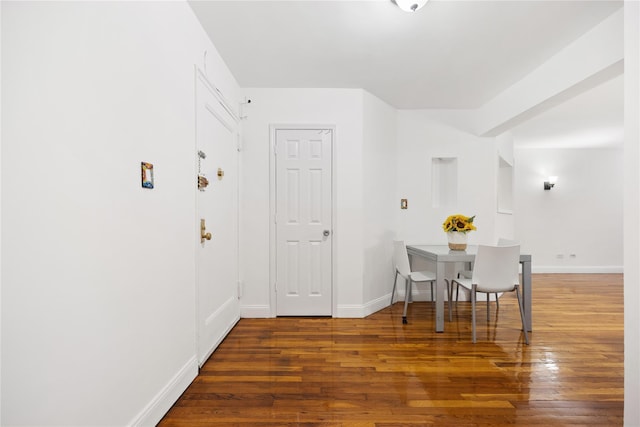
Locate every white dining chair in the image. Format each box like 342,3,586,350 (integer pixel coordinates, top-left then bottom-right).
497,238,519,246
450,244,529,344
391,240,437,324
452,238,519,311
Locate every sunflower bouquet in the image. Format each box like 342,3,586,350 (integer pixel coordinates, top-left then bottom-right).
442,214,477,233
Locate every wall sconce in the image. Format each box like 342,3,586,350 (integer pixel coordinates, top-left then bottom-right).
391,0,429,13
544,176,558,190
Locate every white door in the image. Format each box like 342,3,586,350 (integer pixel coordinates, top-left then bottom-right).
275,128,333,316
195,71,239,366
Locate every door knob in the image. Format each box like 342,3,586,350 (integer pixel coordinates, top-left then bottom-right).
200,219,212,243
323,230,331,237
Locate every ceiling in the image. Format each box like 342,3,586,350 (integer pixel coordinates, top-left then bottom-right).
511,74,624,148
189,0,624,146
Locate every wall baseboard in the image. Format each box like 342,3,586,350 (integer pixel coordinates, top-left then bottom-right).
359,294,390,317
241,301,390,319
532,266,623,273
240,304,272,318
335,304,366,318
363,294,392,317
335,294,391,318
129,356,198,427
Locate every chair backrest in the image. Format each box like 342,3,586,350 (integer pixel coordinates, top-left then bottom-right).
393,240,411,277
471,244,520,293
497,238,519,246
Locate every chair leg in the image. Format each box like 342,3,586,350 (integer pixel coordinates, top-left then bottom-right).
402,278,411,324
390,271,399,305
486,294,490,321
486,293,500,321
430,282,434,303
515,285,529,345
471,284,477,343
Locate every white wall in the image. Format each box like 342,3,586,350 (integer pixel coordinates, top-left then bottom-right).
238,88,366,317
514,147,623,272
395,111,498,247
362,91,397,307
238,93,511,311
394,111,504,300
239,89,510,312
1,2,238,425
624,1,640,425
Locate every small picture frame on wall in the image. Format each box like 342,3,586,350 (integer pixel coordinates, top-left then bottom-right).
141,162,154,189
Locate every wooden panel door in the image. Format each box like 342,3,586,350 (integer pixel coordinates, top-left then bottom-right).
275,129,332,316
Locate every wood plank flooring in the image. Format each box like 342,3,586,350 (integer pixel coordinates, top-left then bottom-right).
159,274,624,426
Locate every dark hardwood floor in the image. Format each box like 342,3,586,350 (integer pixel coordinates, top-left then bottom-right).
159,274,624,426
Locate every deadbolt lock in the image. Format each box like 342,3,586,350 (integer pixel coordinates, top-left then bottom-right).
198,175,209,191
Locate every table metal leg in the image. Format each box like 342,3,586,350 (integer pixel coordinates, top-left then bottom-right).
446,279,452,322
436,261,445,332
521,260,532,332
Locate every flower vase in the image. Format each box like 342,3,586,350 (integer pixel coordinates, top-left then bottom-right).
447,231,468,251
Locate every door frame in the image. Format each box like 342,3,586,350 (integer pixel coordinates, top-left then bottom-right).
269,124,337,317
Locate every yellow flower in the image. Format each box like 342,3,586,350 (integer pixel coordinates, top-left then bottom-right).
442,214,476,233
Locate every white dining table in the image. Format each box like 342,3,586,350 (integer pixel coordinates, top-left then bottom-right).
406,244,532,333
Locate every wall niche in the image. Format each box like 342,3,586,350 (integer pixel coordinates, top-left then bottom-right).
431,157,457,208
497,155,513,214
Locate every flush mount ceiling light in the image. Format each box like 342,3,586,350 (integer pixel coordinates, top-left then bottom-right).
391,0,429,13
